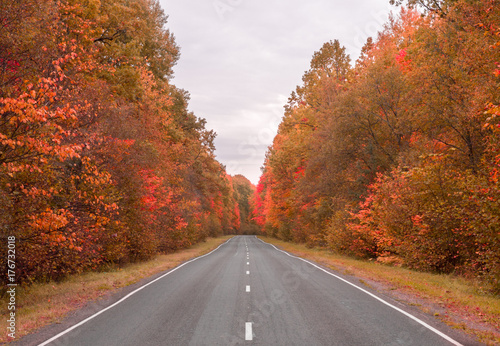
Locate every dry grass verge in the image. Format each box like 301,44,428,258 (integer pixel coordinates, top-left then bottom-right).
1,236,233,343
258,236,500,345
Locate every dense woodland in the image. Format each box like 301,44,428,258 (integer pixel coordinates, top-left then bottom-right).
0,0,255,284
253,0,500,291
1,0,499,293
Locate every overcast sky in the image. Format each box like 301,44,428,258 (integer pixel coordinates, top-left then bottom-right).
159,0,395,184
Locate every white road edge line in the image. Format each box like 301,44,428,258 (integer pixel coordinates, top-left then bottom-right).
245,322,253,341
256,236,464,346
38,237,235,346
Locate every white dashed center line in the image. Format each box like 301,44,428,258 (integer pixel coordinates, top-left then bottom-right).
244,241,253,341
245,322,253,341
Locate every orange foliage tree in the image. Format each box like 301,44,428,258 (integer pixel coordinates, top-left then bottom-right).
1,0,245,285
258,1,500,291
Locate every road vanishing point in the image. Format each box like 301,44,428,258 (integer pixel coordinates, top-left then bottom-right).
25,236,480,346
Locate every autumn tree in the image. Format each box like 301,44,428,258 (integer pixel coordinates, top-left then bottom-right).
232,175,259,234
258,1,500,291
1,0,242,285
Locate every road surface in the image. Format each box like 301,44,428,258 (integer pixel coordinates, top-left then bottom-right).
28,236,479,345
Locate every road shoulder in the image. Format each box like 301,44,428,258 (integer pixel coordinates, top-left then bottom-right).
258,236,499,345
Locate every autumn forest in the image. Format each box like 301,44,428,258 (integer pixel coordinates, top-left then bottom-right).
0,0,256,284
1,0,500,295
254,0,500,292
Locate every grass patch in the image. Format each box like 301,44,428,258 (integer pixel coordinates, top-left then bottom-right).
258,236,500,345
1,236,233,343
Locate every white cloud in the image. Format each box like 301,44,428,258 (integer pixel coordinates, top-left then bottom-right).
161,0,393,184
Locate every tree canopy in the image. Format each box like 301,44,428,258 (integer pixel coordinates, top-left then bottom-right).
0,0,253,284
254,0,500,292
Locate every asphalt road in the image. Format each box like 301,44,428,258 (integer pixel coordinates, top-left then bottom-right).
29,236,479,346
